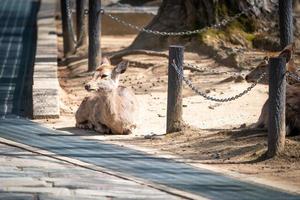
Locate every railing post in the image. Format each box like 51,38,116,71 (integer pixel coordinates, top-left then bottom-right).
61,0,75,56
76,0,87,48
88,0,101,72
166,46,184,133
267,57,286,157
279,0,293,49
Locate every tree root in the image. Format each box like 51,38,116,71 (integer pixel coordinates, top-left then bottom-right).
108,49,169,64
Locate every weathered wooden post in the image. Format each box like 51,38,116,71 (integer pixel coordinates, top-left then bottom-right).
166,46,184,133
279,0,293,49
61,0,75,56
267,57,286,157
76,0,87,48
88,0,101,72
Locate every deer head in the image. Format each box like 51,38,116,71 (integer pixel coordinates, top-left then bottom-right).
85,58,129,92
245,43,297,84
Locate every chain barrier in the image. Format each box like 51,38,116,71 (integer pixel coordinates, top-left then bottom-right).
183,62,241,75
287,72,300,82
172,62,265,102
184,62,220,73
66,0,85,48
101,5,254,36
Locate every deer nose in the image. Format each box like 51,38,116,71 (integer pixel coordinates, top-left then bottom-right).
85,84,91,91
245,75,249,81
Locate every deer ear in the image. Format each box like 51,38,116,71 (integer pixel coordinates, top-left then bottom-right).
101,57,111,65
263,56,269,61
114,61,129,74
278,49,292,63
95,65,103,71
263,56,269,63
278,43,295,62
287,58,297,73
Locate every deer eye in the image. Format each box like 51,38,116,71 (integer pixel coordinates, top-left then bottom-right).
101,74,108,78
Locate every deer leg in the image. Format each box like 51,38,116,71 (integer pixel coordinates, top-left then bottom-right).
94,123,110,134
76,121,94,129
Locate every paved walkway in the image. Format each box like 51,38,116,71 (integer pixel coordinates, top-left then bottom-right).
0,117,299,200
0,0,38,116
0,141,179,200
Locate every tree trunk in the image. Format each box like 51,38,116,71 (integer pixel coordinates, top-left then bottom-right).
61,0,75,56
88,0,102,72
76,0,88,48
127,0,278,51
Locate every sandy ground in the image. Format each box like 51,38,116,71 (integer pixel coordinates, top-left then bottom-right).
35,32,300,194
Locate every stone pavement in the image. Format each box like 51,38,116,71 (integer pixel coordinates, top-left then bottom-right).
0,0,39,117
0,117,299,200
0,142,180,200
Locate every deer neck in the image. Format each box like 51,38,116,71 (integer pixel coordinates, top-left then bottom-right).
102,89,119,112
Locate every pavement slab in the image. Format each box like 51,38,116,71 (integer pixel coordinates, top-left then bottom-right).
0,139,180,200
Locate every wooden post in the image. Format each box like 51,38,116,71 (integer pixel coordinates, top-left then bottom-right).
76,0,87,48
88,0,101,72
279,0,293,49
61,0,75,56
166,46,184,133
268,57,286,157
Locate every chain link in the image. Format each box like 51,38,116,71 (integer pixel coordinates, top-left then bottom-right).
287,72,300,82
184,62,219,73
102,5,254,36
172,62,265,102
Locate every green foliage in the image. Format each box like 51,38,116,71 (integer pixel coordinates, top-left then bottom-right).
196,1,258,47
197,17,256,46
217,3,229,17
198,28,226,43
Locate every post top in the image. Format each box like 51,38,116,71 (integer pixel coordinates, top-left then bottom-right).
270,56,286,60
269,57,286,62
169,45,185,49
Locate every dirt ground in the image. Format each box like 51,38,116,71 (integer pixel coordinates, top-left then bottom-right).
36,30,300,194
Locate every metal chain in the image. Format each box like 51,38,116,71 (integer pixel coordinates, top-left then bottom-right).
184,62,240,75
102,5,254,36
184,63,219,73
287,72,300,82
172,62,265,102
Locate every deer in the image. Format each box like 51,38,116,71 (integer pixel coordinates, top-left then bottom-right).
245,44,300,136
245,43,298,84
254,83,300,136
75,58,138,135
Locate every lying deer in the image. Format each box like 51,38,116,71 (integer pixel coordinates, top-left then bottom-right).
254,83,300,136
75,58,138,135
246,44,300,135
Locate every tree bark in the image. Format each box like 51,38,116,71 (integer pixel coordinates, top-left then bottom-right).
127,0,278,50
76,0,88,48
268,57,286,157
88,0,101,72
167,46,184,133
61,0,75,56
